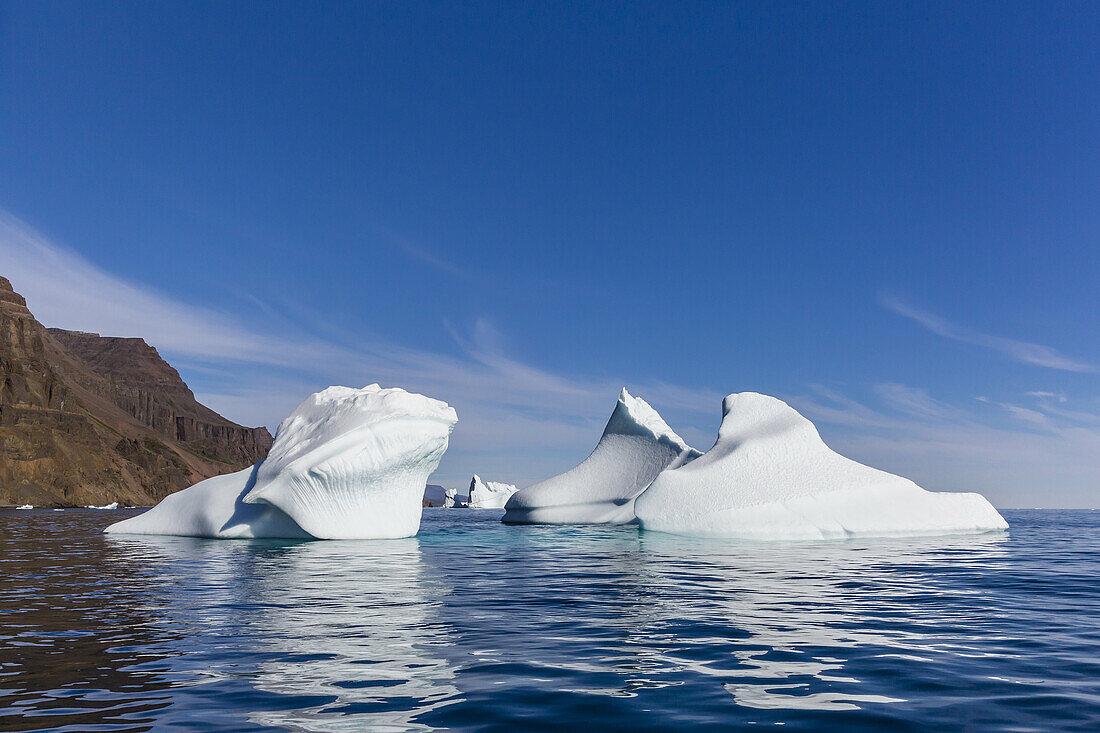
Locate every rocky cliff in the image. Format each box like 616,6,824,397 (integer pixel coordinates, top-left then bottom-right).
0,276,273,507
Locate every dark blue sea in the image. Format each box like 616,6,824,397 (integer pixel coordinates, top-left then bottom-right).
2,508,1099,731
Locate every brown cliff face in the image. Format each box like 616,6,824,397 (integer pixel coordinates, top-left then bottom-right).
0,276,273,507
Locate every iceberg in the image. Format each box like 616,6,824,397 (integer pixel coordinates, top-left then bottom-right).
467,475,518,509
105,385,458,539
634,392,1008,540
423,484,451,507
104,465,311,539
443,488,458,509
87,502,119,509
16,504,33,510
503,388,701,524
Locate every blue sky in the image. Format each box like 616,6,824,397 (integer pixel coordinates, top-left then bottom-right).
2,1,1098,506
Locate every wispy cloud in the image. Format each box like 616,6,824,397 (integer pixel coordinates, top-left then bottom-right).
0,209,714,487
791,384,1100,508
7,210,1097,503
375,224,474,281
1027,391,1067,403
873,383,960,421
0,211,344,368
881,293,1096,373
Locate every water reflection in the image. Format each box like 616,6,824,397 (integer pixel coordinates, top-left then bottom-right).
411,519,1012,718
247,539,459,732
3,509,1098,732
105,533,461,731
0,511,186,731
633,531,1010,711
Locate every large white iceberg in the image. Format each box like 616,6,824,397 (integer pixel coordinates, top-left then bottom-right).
503,388,701,524
634,392,1008,540
106,385,458,539
467,474,518,509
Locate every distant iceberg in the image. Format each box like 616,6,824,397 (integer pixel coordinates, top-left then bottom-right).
467,475,518,509
16,504,33,510
635,392,1008,540
106,385,457,539
423,484,453,507
443,488,458,509
503,389,701,524
87,502,119,510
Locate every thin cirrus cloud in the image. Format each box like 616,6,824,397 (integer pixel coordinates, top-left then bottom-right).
0,211,345,369
880,293,1096,373
5,208,1097,501
790,384,1100,508
0,208,719,486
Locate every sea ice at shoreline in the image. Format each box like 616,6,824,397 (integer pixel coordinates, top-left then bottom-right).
467,475,518,509
503,388,701,524
635,392,1008,540
106,385,458,539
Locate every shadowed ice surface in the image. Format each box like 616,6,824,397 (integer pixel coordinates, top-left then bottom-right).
2,508,1099,731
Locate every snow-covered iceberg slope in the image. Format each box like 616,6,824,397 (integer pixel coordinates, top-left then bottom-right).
104,465,311,539
106,385,458,539
503,389,702,524
634,392,1008,540
467,475,518,509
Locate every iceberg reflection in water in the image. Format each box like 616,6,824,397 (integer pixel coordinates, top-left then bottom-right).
102,533,460,732
633,530,1009,711
2,508,1099,731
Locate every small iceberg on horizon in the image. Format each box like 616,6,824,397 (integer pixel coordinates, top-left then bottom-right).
87,502,119,510
423,483,454,507
467,475,518,509
635,392,1008,540
504,388,701,525
106,385,458,539
16,504,33,510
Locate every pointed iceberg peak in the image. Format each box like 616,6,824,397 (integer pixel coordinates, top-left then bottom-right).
468,474,519,509
609,388,699,457
504,389,701,525
635,391,1007,540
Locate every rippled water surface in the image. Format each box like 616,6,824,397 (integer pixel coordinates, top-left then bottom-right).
2,509,1099,731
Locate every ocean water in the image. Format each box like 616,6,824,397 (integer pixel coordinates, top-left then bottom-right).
2,509,1099,732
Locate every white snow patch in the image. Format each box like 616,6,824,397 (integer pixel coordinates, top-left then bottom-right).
503,388,701,524
635,392,1008,540
105,385,457,539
